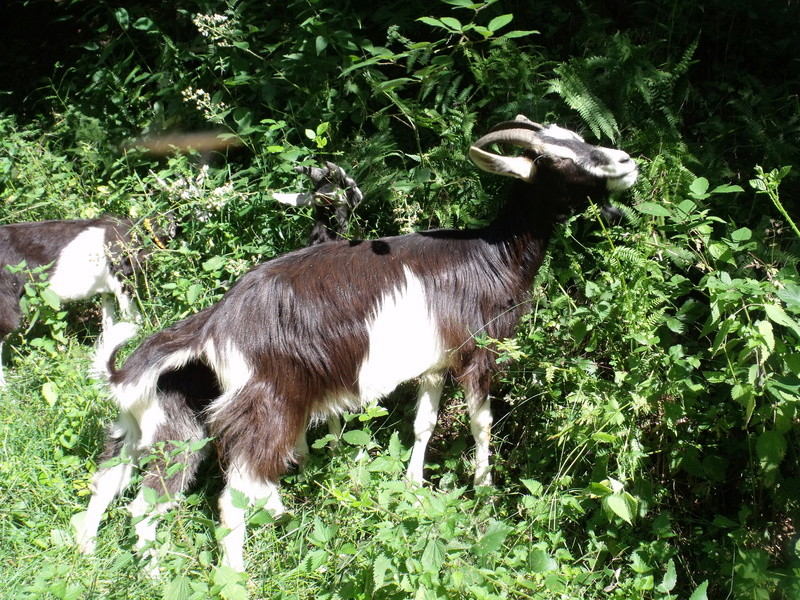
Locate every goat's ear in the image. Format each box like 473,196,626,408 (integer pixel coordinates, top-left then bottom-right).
469,146,537,181
273,192,314,206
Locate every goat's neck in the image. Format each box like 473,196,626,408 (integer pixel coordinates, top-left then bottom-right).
486,183,559,289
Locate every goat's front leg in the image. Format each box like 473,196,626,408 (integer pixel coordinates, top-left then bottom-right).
406,372,445,484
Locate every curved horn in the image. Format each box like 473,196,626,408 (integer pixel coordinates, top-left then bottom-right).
469,118,547,181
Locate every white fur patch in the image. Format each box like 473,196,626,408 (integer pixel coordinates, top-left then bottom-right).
358,267,445,400
113,347,197,413
542,124,584,142
205,341,253,418
48,227,117,301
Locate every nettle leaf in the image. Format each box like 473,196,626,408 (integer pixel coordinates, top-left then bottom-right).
757,430,787,485
529,548,558,573
764,303,800,337
41,287,62,310
372,553,394,590
474,520,513,556
603,492,638,524
688,580,709,600
634,201,672,217
212,566,248,600
163,575,192,600
421,539,447,573
777,283,800,314
342,429,371,447
657,559,677,593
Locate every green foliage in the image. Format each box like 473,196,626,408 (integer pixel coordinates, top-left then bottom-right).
1,0,799,598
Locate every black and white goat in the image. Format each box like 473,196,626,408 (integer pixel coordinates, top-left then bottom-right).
75,116,637,572
0,216,174,387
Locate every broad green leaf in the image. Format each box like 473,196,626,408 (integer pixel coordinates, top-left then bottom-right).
777,283,800,314
604,493,636,524
440,17,463,31
421,539,446,572
688,580,709,600
757,430,787,485
342,429,371,446
41,287,62,309
501,29,539,39
730,227,752,242
202,255,226,272
372,553,393,590
488,14,514,32
756,320,775,353
42,381,58,407
475,519,513,556
657,558,677,592
133,17,154,31
418,17,445,28
163,575,192,600
114,8,130,29
764,303,800,337
711,183,744,194
316,36,328,55
530,548,558,573
634,202,672,217
689,177,710,197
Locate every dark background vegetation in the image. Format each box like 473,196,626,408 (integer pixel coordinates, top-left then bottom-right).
1,1,798,598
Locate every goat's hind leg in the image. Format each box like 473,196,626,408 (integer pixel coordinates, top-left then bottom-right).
218,460,285,573
74,413,140,554
127,400,208,574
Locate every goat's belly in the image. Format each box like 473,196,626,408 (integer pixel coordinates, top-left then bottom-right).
357,268,446,400
48,228,114,301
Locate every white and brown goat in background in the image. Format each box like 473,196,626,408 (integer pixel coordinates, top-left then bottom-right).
75,116,638,572
0,216,174,387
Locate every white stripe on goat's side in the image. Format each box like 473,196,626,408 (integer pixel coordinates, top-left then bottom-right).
114,347,197,414
48,227,116,301
205,341,254,419
357,267,445,401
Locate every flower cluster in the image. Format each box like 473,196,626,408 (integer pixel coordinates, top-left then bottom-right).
181,87,228,124
192,13,236,46
151,165,242,221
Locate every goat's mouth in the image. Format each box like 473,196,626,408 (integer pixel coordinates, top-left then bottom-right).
606,167,639,192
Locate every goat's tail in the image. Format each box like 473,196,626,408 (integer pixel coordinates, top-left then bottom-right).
92,321,139,383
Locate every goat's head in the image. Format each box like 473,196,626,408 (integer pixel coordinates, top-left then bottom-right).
469,115,638,220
